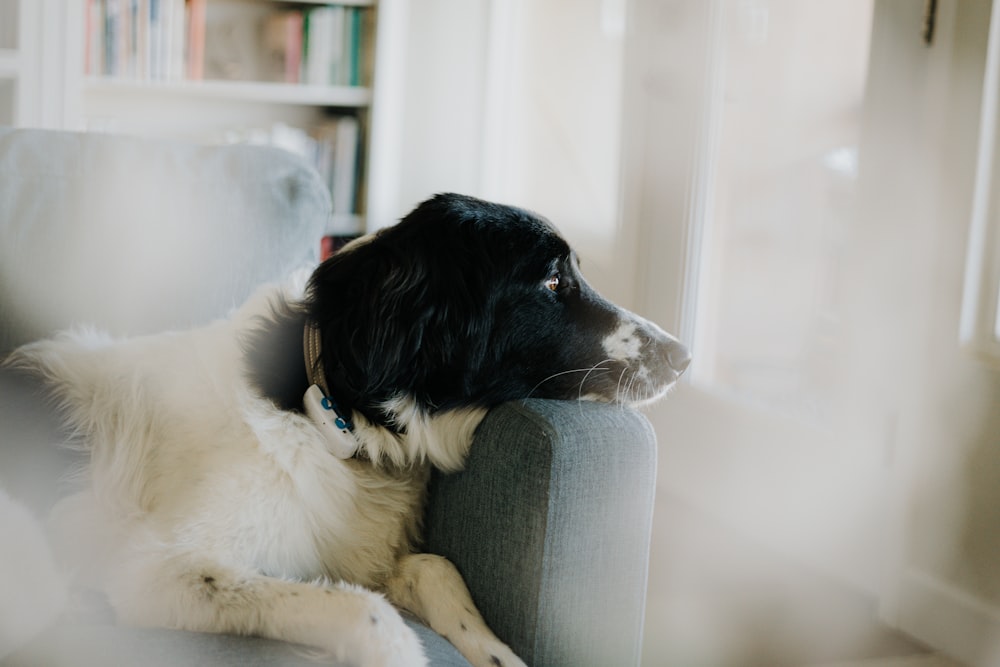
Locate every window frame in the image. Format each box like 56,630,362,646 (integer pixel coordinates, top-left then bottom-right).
960,0,1000,366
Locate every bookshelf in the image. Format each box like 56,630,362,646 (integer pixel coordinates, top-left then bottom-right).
82,78,373,107
0,0,409,247
75,0,381,242
1,0,417,240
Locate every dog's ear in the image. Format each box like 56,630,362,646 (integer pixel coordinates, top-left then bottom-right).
306,235,486,404
306,239,407,395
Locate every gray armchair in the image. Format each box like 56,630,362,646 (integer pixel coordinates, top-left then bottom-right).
0,128,657,666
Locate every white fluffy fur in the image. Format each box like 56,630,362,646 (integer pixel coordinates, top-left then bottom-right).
5,278,521,667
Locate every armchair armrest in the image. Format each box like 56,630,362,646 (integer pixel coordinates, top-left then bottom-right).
424,399,658,667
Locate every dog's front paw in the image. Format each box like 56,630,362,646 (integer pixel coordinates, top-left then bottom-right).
455,636,526,667
343,585,428,667
287,583,427,667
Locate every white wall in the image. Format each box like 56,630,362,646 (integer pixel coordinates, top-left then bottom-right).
487,0,630,305
390,0,491,222
388,0,634,305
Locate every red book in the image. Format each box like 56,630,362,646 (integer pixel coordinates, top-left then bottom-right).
320,235,360,261
285,12,303,84
320,236,336,262
186,0,206,80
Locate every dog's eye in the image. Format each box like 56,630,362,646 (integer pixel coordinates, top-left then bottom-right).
545,274,561,292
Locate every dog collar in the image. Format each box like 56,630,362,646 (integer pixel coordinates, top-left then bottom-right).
303,321,359,459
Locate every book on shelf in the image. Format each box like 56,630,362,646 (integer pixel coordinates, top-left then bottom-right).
332,116,360,216
299,6,367,87
303,7,335,87
86,0,187,80
84,0,370,88
187,0,206,80
310,116,362,218
262,11,303,84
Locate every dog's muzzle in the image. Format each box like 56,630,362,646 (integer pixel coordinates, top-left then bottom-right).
598,313,691,406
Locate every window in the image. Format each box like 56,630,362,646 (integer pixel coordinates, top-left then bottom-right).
686,0,874,422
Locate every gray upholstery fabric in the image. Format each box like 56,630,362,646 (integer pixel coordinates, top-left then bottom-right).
426,399,658,667
0,127,331,355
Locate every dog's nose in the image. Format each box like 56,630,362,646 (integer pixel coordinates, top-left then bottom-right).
667,342,692,375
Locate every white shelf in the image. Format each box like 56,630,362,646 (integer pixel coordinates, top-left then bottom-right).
272,0,375,5
83,77,373,108
0,48,18,78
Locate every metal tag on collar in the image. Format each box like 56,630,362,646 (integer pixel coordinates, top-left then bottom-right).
303,384,359,459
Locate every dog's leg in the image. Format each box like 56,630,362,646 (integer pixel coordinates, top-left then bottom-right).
109,551,427,667
385,553,526,667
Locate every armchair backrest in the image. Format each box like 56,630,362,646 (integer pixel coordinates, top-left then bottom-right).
0,128,330,356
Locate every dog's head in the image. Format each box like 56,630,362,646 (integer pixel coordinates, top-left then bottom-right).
306,193,689,423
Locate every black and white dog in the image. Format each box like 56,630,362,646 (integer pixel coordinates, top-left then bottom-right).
7,194,690,666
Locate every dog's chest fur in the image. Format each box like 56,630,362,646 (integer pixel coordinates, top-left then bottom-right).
150,396,429,586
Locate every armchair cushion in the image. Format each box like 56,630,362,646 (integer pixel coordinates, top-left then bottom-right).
2,616,470,667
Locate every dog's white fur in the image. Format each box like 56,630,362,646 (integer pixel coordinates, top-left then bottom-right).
6,278,521,667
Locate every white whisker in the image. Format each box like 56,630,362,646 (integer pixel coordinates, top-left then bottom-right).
616,366,629,408
623,371,640,410
528,360,614,399
577,359,616,412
